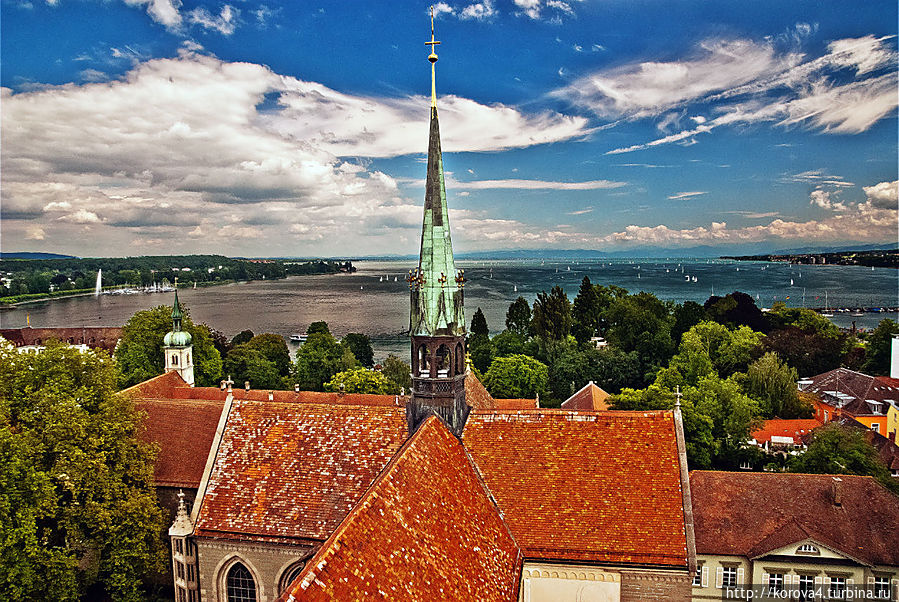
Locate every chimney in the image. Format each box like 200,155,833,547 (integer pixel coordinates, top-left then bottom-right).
797,378,813,391
831,477,842,507
268,391,274,401
244,381,250,391
891,335,899,380
294,383,300,393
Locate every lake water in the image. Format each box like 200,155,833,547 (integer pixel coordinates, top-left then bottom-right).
2,258,896,362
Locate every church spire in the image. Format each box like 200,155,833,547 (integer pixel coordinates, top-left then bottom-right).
171,280,184,332
407,9,468,438
410,7,464,338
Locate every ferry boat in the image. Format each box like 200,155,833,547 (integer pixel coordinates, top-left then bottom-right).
289,334,308,343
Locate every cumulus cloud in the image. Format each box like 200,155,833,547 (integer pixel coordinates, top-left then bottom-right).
809,189,847,212
558,32,898,154
123,0,183,30
460,0,496,21
863,180,898,210
0,53,590,256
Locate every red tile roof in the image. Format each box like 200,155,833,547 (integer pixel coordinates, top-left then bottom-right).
123,370,186,399
194,401,408,543
751,419,823,445
465,371,497,409
280,417,523,602
561,382,611,411
494,398,539,409
690,471,899,566
0,326,122,353
462,409,689,567
135,398,224,488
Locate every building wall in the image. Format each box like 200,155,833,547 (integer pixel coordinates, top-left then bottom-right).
886,405,899,443
518,562,690,602
194,538,314,602
853,415,888,434
692,554,899,601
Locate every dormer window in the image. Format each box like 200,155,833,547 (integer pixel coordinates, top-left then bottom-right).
796,544,819,555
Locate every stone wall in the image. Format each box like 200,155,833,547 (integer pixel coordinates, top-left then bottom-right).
620,569,692,602
194,538,314,602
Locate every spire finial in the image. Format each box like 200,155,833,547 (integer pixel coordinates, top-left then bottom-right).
425,5,441,108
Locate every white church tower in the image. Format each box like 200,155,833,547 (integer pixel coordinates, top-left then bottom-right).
163,287,194,386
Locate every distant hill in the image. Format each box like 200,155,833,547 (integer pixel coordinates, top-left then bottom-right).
0,252,78,260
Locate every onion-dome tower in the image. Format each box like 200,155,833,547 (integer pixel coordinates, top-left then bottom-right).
163,286,194,386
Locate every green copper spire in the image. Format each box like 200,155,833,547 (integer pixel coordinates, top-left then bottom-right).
409,9,464,337
164,283,192,347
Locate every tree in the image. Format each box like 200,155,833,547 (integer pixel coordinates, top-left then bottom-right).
223,345,282,390
246,334,291,376
789,424,899,494
548,347,643,401
669,321,763,385
862,319,899,376
115,305,222,389
763,326,845,377
468,334,494,374
230,329,254,347
767,303,841,339
505,296,531,336
672,301,706,345
209,327,232,358
572,276,602,344
0,341,165,601
306,321,330,335
483,354,548,400
603,292,675,375
531,286,572,341
686,375,762,469
744,352,810,418
341,333,374,368
380,355,411,394
704,291,768,332
292,331,357,391
491,330,528,358
325,368,392,394
470,308,489,338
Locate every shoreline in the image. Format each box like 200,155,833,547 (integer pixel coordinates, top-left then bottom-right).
0,279,241,308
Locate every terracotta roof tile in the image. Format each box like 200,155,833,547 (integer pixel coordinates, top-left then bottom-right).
462,409,689,567
494,398,539,409
464,371,497,409
0,326,122,353
281,417,522,602
751,419,823,445
690,471,899,565
135,398,224,488
122,370,186,399
194,401,408,543
561,382,611,411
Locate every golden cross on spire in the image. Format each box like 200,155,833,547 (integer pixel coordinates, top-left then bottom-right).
425,5,441,108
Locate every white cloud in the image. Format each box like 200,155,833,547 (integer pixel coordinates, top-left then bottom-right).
25,225,45,240
668,191,706,200
564,33,898,153
188,5,238,35
460,0,496,21
0,53,590,256
432,2,455,17
809,188,847,212
513,0,542,19
124,0,183,30
863,180,898,210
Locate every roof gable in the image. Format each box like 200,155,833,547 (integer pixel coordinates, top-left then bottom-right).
194,401,408,542
690,471,899,566
561,382,610,411
462,409,689,567
281,417,522,601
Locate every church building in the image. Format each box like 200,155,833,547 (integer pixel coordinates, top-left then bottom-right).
132,13,696,601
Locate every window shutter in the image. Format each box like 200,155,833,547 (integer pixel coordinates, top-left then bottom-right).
867,577,875,586
737,568,745,585
716,567,724,589
763,572,769,585
701,566,709,588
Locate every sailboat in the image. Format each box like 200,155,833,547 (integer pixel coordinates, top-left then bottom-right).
394,277,397,282
514,285,518,292
821,291,833,317
691,276,698,283
790,278,794,286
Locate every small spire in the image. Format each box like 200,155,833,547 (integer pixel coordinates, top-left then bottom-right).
425,5,441,108
171,278,183,330
674,385,682,410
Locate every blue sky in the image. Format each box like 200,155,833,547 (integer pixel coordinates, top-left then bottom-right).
1,0,896,257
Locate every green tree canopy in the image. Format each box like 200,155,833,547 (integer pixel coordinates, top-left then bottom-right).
789,423,899,494
380,354,411,394
531,286,572,341
468,333,495,374
762,326,845,377
571,276,602,344
505,296,531,336
744,352,810,419
470,308,490,338
668,321,763,385
292,331,357,391
862,319,899,376
230,329,254,347
767,303,841,338
548,347,643,401
325,367,392,394
341,333,374,368
672,301,707,345
0,341,165,601
246,333,291,376
223,345,282,390
483,354,548,400
603,291,675,374
306,321,330,335
704,291,768,332
491,330,528,358
115,305,222,389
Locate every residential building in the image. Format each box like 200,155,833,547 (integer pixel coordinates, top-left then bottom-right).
0,326,121,353
690,471,899,601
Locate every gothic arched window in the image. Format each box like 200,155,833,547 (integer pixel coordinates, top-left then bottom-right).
278,561,307,594
418,345,430,376
226,562,257,602
436,344,450,377
456,343,464,374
